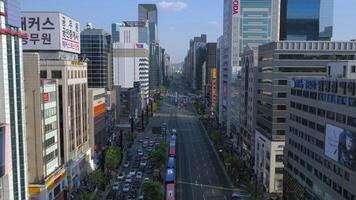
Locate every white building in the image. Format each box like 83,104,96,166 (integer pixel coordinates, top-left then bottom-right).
112,22,150,105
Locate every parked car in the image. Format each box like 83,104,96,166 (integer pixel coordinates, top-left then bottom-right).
136,171,143,179
123,184,130,192
117,173,124,181
112,182,120,191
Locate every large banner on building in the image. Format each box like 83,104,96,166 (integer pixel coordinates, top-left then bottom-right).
325,124,356,170
21,12,80,53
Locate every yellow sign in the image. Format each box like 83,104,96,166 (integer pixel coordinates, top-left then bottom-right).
211,68,217,79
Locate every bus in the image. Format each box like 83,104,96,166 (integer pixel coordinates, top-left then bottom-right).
165,183,175,200
165,168,175,183
169,145,176,157
167,157,175,169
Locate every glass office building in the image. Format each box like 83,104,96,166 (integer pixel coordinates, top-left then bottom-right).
280,0,334,41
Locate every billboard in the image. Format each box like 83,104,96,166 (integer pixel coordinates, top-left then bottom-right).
325,124,356,170
211,68,217,80
21,12,80,53
232,0,239,16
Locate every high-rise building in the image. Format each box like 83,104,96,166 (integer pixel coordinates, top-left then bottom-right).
182,34,207,91
224,0,280,145
80,24,111,89
255,41,356,193
22,11,91,191
285,75,356,199
149,42,160,92
23,53,67,199
0,1,28,199
240,46,258,167
280,0,334,41
204,43,217,112
138,4,158,43
112,21,150,105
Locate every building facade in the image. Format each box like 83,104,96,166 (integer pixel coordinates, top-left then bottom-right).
255,41,356,194
23,53,67,200
280,0,334,41
0,0,28,199
138,4,158,43
80,24,111,89
285,77,356,200
88,88,108,169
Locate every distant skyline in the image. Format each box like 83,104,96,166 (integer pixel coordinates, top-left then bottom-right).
20,0,356,63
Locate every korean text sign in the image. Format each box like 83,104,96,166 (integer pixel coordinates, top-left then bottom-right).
21,12,80,54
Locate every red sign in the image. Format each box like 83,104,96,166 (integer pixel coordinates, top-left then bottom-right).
232,0,239,16
43,93,49,102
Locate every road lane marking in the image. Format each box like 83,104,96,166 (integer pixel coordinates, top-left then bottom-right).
176,180,240,192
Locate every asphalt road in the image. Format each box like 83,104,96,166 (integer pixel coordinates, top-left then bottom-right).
165,78,234,200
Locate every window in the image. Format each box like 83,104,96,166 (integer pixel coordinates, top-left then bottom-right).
277,93,287,98
276,130,285,135
343,65,347,77
309,106,316,114
336,113,346,124
277,118,286,123
275,168,284,174
317,109,326,117
40,70,47,78
278,80,288,85
51,71,62,79
277,105,286,110
326,111,335,120
317,124,325,133
352,66,356,73
276,155,283,162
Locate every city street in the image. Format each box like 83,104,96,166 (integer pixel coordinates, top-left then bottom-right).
166,80,237,200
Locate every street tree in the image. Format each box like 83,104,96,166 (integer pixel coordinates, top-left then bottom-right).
88,169,107,190
105,146,122,173
149,143,167,169
142,180,163,200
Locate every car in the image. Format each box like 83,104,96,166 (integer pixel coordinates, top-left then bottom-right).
143,177,150,183
231,192,251,199
144,136,149,140
129,169,136,176
138,195,144,200
123,161,129,168
139,139,143,143
125,177,132,183
136,172,142,179
117,173,124,181
137,150,143,156
123,184,130,192
140,160,147,167
147,147,153,152
142,143,148,148
112,182,120,191
143,154,149,160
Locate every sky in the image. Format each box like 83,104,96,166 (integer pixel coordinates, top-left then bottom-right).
20,0,356,63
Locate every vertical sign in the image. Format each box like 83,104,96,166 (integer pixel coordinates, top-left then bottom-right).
232,0,239,16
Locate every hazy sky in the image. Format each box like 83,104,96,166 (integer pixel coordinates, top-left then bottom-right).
20,0,356,63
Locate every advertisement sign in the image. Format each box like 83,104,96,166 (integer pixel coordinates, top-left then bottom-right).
211,68,217,80
232,0,239,16
136,43,144,49
105,92,112,111
21,12,80,53
325,124,356,170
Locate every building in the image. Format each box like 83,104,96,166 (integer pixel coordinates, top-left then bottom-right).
255,41,356,194
149,42,160,93
0,1,28,199
112,25,150,105
217,36,224,124
280,0,334,41
240,46,258,167
285,76,356,200
22,11,91,190
183,34,207,91
23,53,67,200
138,4,158,43
88,88,108,169
113,83,141,124
80,24,111,89
223,0,281,139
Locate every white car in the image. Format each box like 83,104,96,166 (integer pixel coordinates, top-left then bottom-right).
117,173,124,181
140,161,147,167
123,162,129,168
125,177,132,183
138,195,144,200
129,169,136,176
112,182,120,191
123,184,130,192
136,171,143,179
138,150,144,156
143,177,150,183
